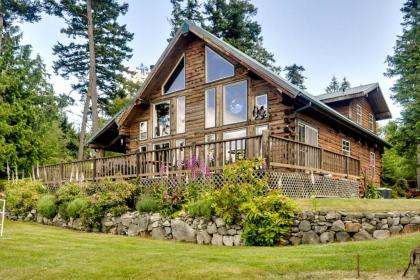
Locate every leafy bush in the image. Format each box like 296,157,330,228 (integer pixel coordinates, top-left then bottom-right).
67,198,88,218
184,181,211,202
366,183,381,199
136,196,160,213
186,198,212,219
391,179,409,198
241,191,296,246
208,159,267,224
37,195,57,219
56,183,82,220
5,180,46,216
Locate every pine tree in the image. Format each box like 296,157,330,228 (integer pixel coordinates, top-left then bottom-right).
50,0,135,159
385,0,420,186
339,77,351,92
325,76,340,93
284,64,306,90
0,0,42,53
168,0,203,41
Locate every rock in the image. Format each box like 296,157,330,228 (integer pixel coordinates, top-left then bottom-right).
227,229,236,236
24,213,33,221
289,236,301,246
299,220,311,232
353,230,372,241
207,223,217,234
215,218,225,227
197,230,211,245
127,224,140,236
320,231,334,244
301,231,320,244
162,220,171,227
362,222,375,233
233,235,241,246
375,213,389,219
410,216,420,224
104,221,114,227
373,230,390,240
36,215,43,223
389,225,403,235
138,216,149,232
345,222,361,233
223,235,234,246
30,209,37,215
364,213,374,220
217,226,227,235
402,224,420,234
151,227,165,240
400,216,410,225
392,217,400,226
171,219,196,242
150,213,161,223
211,234,223,246
331,220,345,232
326,212,336,220
335,232,351,242
314,225,328,234
121,213,132,227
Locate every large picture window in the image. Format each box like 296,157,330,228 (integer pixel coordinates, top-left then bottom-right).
223,80,247,125
177,96,185,134
205,88,216,128
223,129,246,163
253,94,268,120
153,101,170,138
205,46,234,83
139,121,147,140
163,56,185,94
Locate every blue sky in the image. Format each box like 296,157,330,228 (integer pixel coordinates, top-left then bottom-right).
20,0,404,129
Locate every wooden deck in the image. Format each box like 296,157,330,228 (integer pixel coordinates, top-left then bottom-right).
35,133,361,185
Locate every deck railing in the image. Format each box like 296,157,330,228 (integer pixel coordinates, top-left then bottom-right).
35,134,360,185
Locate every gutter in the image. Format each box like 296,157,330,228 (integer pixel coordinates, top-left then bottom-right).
295,93,312,112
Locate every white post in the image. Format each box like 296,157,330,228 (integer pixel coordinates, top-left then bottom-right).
0,199,5,238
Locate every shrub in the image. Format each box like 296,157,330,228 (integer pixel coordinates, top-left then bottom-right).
136,196,160,213
241,191,296,246
184,181,211,202
5,180,46,216
391,179,409,198
67,198,88,218
186,198,212,219
366,183,381,199
208,159,268,224
56,183,82,220
37,195,57,219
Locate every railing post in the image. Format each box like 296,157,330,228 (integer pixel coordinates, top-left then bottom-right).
319,148,324,170
136,151,140,177
60,162,64,185
93,158,97,182
191,141,196,160
346,156,349,177
261,130,270,168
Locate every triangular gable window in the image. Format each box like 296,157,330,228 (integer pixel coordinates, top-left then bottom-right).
163,56,185,94
205,46,234,83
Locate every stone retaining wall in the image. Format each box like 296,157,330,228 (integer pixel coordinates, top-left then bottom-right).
9,210,420,246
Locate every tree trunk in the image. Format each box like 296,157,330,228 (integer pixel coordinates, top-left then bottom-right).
86,0,98,134
417,143,420,190
78,94,91,160
0,12,4,54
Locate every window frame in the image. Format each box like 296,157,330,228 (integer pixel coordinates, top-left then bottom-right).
205,45,234,83
153,100,171,138
341,139,351,156
255,124,268,136
368,113,374,131
370,151,376,177
222,80,248,126
176,96,186,134
297,121,319,147
139,121,148,141
153,142,170,175
253,94,268,120
205,88,216,128
205,133,216,166
162,54,186,95
356,104,362,125
222,128,247,164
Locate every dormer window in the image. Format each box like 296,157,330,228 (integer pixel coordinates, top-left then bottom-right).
163,55,185,94
205,46,234,83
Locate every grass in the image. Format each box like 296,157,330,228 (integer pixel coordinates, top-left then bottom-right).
295,198,420,213
1,221,420,279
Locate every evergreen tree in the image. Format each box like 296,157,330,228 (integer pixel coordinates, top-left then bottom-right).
0,0,42,53
284,64,306,90
49,0,135,159
385,0,420,186
339,77,351,92
168,0,203,41
0,27,67,177
325,76,340,93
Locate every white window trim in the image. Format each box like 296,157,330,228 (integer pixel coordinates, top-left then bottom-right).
205,45,234,83
297,121,319,147
370,151,376,177
368,113,374,131
342,139,351,156
205,88,216,128
255,124,268,136
139,145,147,152
205,133,216,165
222,79,248,126
176,96,185,134
153,100,171,138
356,104,362,125
161,54,185,95
254,94,268,120
139,121,147,141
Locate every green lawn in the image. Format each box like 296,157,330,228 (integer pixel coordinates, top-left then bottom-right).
1,221,419,279
295,198,420,213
